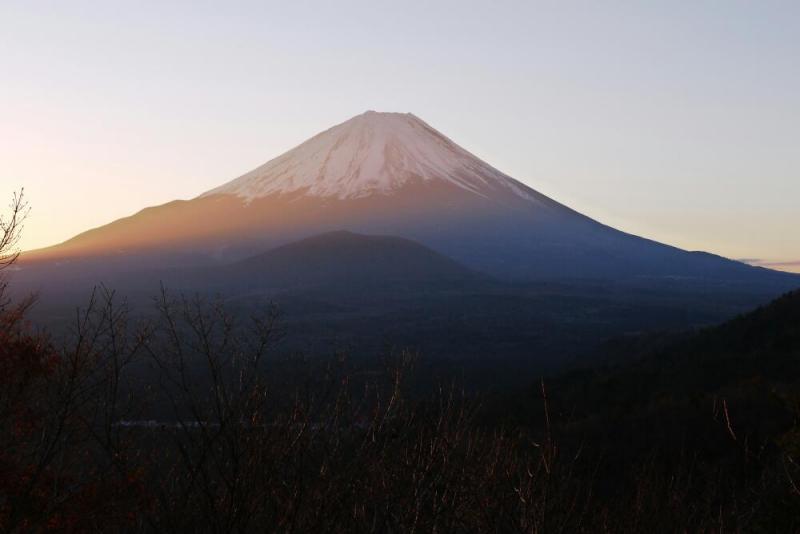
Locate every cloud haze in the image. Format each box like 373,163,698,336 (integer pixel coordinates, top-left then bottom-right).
741,259,800,274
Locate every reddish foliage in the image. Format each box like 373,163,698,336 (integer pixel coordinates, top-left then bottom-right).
0,304,146,531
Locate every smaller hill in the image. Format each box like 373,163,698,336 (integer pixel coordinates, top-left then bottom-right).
575,289,800,399
536,290,800,462
220,231,481,291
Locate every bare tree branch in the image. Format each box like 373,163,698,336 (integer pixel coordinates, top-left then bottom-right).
0,189,29,271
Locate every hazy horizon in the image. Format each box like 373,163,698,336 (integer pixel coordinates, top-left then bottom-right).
2,1,798,272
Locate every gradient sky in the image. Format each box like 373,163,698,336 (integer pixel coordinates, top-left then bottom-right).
1,1,798,272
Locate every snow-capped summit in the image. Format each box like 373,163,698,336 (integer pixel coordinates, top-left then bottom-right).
201,111,533,201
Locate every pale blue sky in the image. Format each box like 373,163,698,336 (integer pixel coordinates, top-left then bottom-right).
1,1,798,270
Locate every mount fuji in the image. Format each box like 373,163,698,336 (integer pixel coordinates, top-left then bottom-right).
22,111,798,289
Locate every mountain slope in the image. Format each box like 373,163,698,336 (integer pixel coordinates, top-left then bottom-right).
555,289,800,414
21,111,800,290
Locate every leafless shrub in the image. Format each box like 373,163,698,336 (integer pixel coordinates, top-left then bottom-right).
0,189,29,312
0,189,27,271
